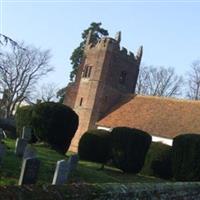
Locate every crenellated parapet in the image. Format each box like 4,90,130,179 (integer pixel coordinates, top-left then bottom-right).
117,45,142,64
85,31,142,64
85,36,119,52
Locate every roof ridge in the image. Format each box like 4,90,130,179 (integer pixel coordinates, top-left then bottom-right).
135,94,200,103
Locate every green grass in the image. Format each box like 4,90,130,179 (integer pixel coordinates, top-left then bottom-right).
0,139,164,186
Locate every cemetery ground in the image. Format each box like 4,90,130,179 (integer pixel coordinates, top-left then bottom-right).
0,138,163,186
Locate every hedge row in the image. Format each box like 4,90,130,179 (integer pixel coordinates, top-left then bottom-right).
111,127,151,173
142,142,173,179
172,134,200,181
78,127,152,173
79,128,200,181
78,129,111,165
143,134,200,181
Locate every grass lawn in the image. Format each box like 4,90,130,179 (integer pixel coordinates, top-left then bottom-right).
0,139,164,186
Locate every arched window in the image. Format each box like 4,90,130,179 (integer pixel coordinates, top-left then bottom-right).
83,65,92,78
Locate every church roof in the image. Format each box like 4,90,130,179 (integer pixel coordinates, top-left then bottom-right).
97,95,200,139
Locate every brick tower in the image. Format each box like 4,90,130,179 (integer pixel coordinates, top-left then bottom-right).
64,31,143,152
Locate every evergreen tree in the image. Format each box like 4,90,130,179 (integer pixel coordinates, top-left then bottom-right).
69,22,108,81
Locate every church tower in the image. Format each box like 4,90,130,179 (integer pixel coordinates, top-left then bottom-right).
64,31,143,152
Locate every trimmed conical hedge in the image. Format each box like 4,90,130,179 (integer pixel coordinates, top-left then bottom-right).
172,133,200,181
110,127,152,173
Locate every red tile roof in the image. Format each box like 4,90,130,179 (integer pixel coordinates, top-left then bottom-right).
97,95,200,139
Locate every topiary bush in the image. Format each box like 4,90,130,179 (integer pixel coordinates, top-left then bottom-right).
15,105,34,137
142,142,172,179
110,127,152,173
172,134,200,181
31,102,79,154
78,129,111,167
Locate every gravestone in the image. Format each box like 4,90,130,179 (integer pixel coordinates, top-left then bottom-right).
22,127,32,142
23,145,37,159
15,138,28,157
0,144,6,165
52,154,79,185
18,157,40,185
0,128,4,141
68,154,79,172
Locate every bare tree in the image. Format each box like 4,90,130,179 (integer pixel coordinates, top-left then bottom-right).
136,65,183,97
0,34,19,47
187,60,200,100
39,83,58,102
136,65,150,95
0,43,53,118
56,86,66,103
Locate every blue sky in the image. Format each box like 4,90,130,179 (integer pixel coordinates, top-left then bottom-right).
1,1,200,90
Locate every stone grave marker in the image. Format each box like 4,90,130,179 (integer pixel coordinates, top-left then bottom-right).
52,159,68,185
23,145,37,159
18,157,40,185
68,154,79,171
15,138,28,157
0,128,4,141
52,154,79,185
22,127,32,142
0,144,6,165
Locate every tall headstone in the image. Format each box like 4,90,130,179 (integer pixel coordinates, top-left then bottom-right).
23,145,37,159
52,160,68,185
22,127,32,142
0,128,4,141
68,154,79,171
52,154,79,185
18,157,40,185
15,138,28,157
0,144,6,165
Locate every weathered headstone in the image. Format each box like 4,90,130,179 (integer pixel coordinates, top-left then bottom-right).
0,144,6,165
52,154,79,185
18,157,40,185
2,129,6,138
22,127,32,141
15,138,28,157
0,128,4,141
68,154,79,172
23,145,37,159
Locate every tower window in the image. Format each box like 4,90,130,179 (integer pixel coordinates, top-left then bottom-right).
88,66,92,77
79,97,83,106
104,96,108,102
83,65,92,78
119,71,127,84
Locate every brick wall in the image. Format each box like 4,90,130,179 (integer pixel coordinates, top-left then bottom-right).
1,182,200,200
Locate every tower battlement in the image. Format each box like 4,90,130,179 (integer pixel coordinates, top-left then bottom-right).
85,32,142,64
86,36,118,51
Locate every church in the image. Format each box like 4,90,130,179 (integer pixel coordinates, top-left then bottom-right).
64,31,200,152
